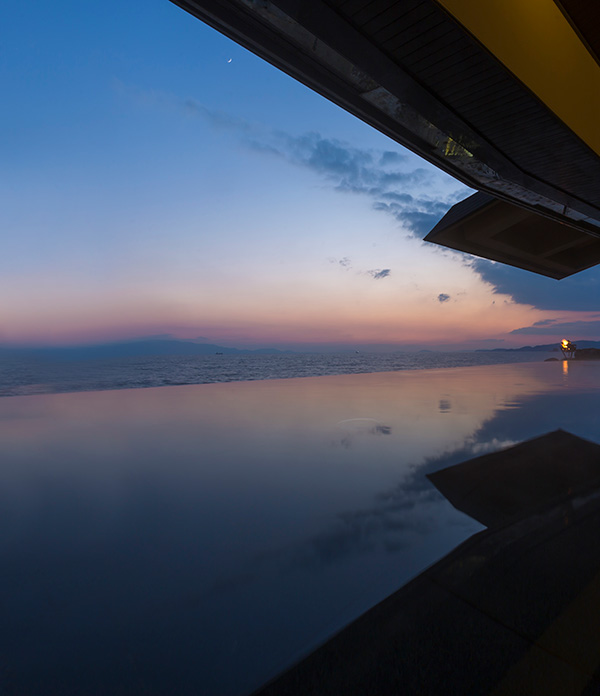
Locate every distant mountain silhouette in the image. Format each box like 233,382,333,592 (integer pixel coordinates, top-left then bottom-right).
0,339,292,361
477,340,600,353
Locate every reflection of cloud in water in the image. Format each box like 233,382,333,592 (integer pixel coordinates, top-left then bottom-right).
202,383,600,609
307,434,523,560
295,487,442,565
468,438,519,455
334,418,392,448
210,433,509,595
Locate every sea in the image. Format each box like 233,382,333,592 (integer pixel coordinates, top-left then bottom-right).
0,349,557,397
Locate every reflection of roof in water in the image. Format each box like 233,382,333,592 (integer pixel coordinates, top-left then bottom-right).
173,0,600,275
254,429,600,694
428,429,600,526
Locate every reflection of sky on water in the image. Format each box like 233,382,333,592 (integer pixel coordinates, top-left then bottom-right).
0,361,599,694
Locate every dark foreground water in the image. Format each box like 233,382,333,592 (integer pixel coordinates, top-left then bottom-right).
0,350,555,396
0,360,598,695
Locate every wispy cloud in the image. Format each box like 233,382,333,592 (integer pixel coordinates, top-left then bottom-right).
260,130,462,237
379,150,406,166
367,268,391,280
510,319,600,337
328,256,353,270
139,88,469,238
527,319,557,328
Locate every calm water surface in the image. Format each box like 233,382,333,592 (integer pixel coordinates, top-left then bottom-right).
0,350,556,396
0,360,598,694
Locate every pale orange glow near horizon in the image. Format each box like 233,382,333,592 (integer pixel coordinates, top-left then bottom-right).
1,258,584,348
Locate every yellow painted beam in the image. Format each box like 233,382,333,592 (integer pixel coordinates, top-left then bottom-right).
435,0,600,157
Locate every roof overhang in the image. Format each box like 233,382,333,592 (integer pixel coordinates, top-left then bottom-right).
170,0,600,276
425,192,600,279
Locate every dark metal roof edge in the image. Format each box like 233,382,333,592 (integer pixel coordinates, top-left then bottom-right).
169,0,600,232
426,191,496,235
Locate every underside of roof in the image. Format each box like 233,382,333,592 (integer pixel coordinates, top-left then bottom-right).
170,0,600,276
425,192,600,279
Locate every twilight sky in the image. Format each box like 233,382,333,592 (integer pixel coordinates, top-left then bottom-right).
3,0,600,350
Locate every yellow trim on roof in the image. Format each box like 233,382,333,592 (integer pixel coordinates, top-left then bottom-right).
436,0,600,157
